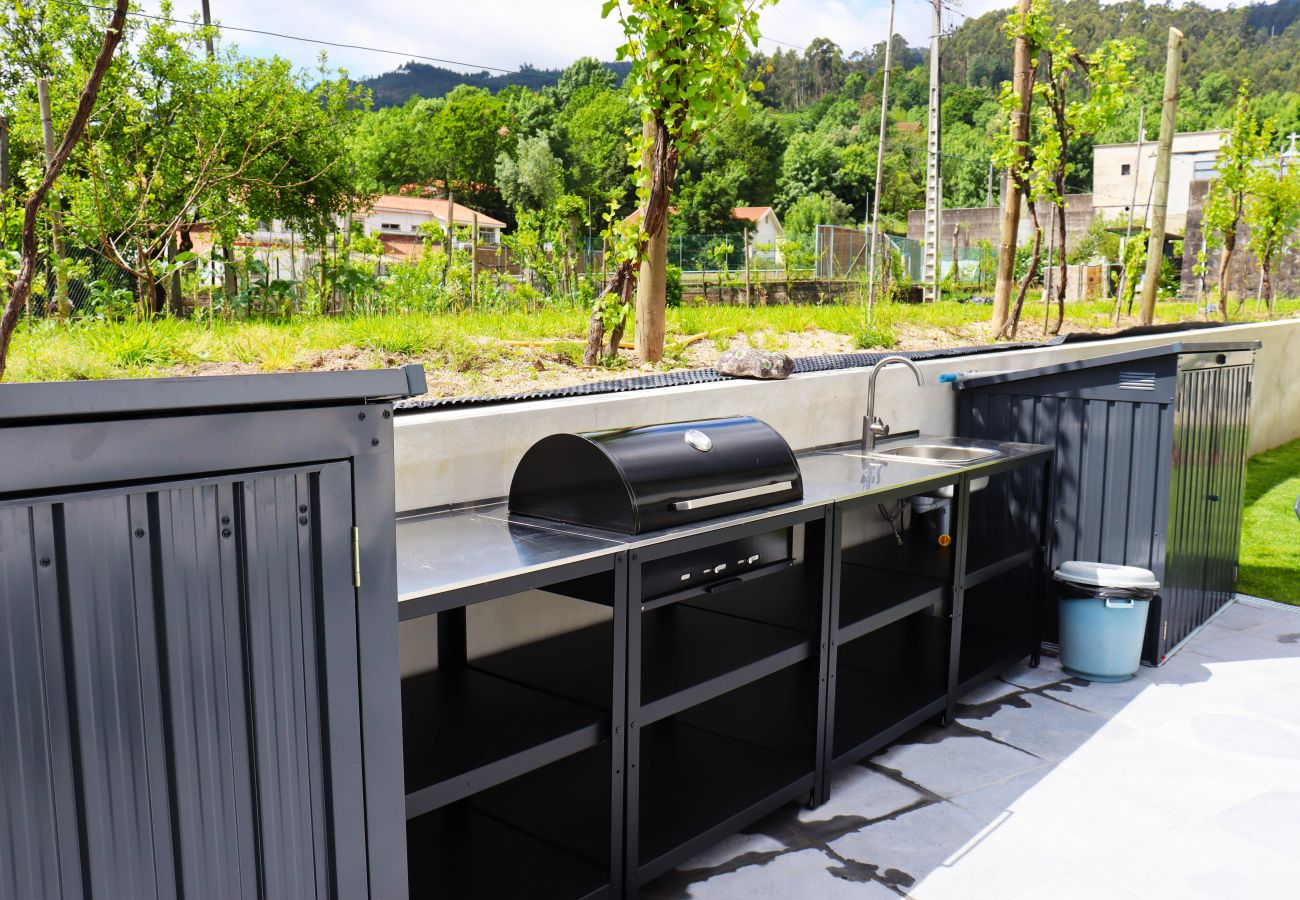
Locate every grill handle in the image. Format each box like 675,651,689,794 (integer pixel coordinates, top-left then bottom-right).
670,480,795,512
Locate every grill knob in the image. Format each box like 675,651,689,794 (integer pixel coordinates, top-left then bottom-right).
684,429,713,452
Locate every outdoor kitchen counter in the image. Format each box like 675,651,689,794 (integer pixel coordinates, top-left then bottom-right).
395,435,1050,612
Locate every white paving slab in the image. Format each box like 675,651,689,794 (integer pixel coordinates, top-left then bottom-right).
644,597,1300,899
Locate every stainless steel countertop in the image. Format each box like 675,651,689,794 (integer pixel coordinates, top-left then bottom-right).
396,435,1049,605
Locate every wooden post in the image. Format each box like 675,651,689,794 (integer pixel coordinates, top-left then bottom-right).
37,78,70,318
866,0,896,324
471,212,479,306
992,0,1034,334
1139,28,1183,325
744,226,752,305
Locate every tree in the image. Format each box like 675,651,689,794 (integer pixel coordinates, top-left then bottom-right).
583,0,773,366
496,133,565,212
1244,158,1300,316
556,85,637,208
1,0,127,380
1204,87,1275,315
783,191,852,237
992,0,1135,337
70,24,366,316
556,56,618,105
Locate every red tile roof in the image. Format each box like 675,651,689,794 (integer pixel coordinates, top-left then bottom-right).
365,194,506,228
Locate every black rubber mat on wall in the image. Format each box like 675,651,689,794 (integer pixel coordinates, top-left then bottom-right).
394,319,1234,413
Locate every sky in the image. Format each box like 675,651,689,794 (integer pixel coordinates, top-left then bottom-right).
136,0,1242,80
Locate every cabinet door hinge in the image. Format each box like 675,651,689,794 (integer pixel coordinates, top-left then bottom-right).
352,527,361,588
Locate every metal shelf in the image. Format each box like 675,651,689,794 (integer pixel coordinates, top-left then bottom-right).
842,532,953,582
401,668,607,819
636,720,815,884
837,563,946,644
639,605,815,725
830,665,948,766
407,802,611,900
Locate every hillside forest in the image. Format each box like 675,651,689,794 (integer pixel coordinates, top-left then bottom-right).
2,0,1300,318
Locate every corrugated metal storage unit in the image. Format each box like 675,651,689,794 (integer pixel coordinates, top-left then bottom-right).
0,367,423,900
954,342,1257,664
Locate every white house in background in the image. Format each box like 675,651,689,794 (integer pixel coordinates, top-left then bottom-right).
356,194,506,244
731,206,784,249
1092,130,1226,235
621,205,785,256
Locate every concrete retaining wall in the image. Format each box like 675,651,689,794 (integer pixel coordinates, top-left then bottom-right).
394,318,1300,514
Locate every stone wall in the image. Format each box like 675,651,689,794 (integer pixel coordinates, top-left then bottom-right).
1181,179,1300,301
907,195,1095,251
681,279,859,306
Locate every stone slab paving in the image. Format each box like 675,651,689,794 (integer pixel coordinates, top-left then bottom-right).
643,597,1300,899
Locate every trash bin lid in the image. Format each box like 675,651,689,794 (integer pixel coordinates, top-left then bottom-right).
1053,561,1159,591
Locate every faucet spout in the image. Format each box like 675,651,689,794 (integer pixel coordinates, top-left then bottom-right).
863,355,925,452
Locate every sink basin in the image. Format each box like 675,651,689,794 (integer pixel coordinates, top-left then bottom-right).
867,443,1002,465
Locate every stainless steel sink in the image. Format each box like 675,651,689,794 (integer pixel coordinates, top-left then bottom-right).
867,443,1002,465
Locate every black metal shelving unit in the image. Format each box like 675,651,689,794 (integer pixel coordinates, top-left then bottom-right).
391,441,1053,898
821,451,1053,795
623,506,833,892
398,542,628,900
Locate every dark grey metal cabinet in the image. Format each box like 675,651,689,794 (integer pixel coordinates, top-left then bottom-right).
0,367,422,899
955,342,1257,664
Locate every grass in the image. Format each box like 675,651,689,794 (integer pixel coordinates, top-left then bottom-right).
1237,438,1300,605
5,296,1298,385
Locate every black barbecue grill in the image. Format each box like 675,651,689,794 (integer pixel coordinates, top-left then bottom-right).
508,416,804,535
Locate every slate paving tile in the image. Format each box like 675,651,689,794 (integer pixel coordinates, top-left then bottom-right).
947,767,1185,868
653,847,902,900
956,691,1134,763
1057,730,1279,819
1211,790,1300,861
1237,680,1300,727
998,656,1070,690
1089,819,1300,900
797,764,928,824
1014,870,1147,900
869,729,1046,799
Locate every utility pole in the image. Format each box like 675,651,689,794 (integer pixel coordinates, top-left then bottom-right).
865,0,896,324
1139,27,1182,325
201,0,215,57
993,0,1034,335
921,0,943,301
37,79,70,318
200,0,236,305
986,162,994,208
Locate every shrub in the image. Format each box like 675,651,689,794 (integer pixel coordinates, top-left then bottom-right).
665,264,683,307
853,323,896,350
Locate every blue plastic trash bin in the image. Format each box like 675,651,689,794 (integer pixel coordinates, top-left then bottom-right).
1054,561,1160,682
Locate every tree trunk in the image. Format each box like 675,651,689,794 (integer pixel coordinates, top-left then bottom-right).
1261,262,1273,318
584,115,678,365
635,117,669,364
1,0,128,380
1002,201,1041,340
1216,231,1235,319
991,0,1035,335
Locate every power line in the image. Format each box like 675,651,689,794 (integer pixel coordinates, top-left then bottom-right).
61,1,809,74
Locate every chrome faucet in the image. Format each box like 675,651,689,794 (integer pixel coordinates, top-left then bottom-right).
863,356,924,451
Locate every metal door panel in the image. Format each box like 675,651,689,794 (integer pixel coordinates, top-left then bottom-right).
0,463,362,899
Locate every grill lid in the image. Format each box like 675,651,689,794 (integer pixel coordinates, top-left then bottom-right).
508,416,803,534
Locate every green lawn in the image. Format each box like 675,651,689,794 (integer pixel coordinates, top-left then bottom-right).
1238,437,1300,605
